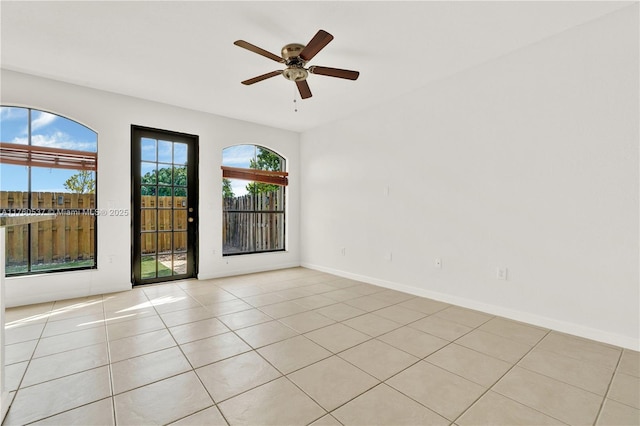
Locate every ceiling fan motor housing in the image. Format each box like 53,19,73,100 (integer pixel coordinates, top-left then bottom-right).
281,43,309,81
283,67,308,81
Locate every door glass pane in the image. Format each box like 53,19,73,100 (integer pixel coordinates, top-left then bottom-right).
173,166,187,187
141,138,156,161
141,210,156,231
158,140,172,164
157,254,172,277
158,210,172,231
173,231,187,254
141,233,156,255
141,186,156,209
141,255,157,279
157,166,172,186
158,232,172,256
173,210,187,231
172,253,186,275
174,143,188,165
141,162,156,184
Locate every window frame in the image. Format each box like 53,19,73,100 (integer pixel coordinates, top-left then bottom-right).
0,106,98,276
221,145,286,256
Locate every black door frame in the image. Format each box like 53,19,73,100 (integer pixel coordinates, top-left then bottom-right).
131,125,199,285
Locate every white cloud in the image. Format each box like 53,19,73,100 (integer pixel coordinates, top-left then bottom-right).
0,106,27,121
31,111,57,131
230,179,248,197
11,132,96,152
222,145,255,168
9,136,28,145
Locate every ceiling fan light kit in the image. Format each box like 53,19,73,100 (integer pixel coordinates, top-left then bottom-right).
234,29,360,99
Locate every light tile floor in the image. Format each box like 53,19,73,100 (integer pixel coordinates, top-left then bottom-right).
2,267,639,425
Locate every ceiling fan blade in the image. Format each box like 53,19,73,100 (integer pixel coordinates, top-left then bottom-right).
241,71,283,85
234,40,284,63
309,66,359,80
299,30,334,61
296,80,312,99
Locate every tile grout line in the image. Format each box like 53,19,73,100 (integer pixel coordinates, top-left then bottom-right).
148,282,232,426
453,328,572,426
592,348,624,426
4,301,55,424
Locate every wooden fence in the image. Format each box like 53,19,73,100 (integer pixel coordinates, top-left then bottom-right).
140,195,187,255
2,189,284,264
223,191,284,254
1,191,95,266
1,192,191,264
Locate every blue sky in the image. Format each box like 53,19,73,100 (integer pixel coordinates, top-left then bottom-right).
1,107,97,192
1,107,275,197
222,144,256,196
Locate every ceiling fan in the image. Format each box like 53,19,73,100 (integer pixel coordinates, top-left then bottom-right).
234,30,359,99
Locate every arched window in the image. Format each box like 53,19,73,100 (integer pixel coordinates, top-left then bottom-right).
0,106,97,275
221,145,287,255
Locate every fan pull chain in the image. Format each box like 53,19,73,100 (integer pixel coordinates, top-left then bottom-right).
293,86,298,112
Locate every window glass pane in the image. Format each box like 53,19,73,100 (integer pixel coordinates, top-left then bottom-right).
31,215,95,272
141,138,156,161
31,168,95,202
5,224,28,274
0,107,28,143
222,144,255,168
30,110,97,152
254,147,284,171
0,165,28,208
158,140,172,164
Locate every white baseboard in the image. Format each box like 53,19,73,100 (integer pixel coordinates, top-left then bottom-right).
302,262,639,351
198,261,301,280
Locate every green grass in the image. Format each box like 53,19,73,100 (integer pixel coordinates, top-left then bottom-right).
141,256,172,279
6,259,94,275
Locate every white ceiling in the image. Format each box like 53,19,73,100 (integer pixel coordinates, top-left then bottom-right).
0,1,632,132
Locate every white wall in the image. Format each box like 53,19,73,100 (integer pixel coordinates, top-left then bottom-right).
1,70,301,307
300,6,639,349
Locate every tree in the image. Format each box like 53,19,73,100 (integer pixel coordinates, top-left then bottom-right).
246,148,283,195
141,166,187,196
223,178,234,198
64,170,95,193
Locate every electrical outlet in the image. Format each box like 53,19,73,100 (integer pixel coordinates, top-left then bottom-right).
435,258,442,268
340,247,346,256
496,267,508,280
385,252,392,261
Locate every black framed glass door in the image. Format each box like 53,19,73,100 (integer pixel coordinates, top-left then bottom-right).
131,126,198,285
